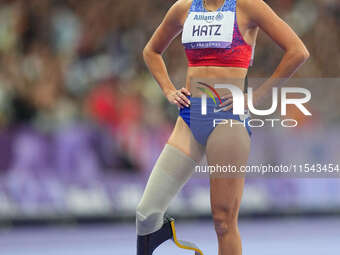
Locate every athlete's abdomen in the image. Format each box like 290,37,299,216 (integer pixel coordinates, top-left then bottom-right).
185,66,248,97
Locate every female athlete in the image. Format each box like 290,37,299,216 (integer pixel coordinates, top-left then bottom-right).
136,0,309,254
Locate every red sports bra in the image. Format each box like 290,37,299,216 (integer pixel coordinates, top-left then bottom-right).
182,0,253,68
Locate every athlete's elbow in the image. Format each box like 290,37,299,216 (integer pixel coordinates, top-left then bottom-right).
287,47,310,65
299,47,310,63
143,46,152,63
294,47,310,64
143,45,159,63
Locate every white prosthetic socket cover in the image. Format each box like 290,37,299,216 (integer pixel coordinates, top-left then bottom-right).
136,144,197,235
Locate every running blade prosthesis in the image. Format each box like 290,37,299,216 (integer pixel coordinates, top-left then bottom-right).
137,216,203,255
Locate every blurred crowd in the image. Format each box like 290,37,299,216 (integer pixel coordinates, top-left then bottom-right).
0,0,339,173
0,0,180,175
0,0,339,217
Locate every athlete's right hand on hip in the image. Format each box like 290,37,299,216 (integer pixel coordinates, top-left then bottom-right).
166,88,191,109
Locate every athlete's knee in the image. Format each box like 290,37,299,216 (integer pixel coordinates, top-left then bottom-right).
212,204,239,237
135,144,197,235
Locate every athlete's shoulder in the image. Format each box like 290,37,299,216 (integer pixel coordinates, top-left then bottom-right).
165,0,192,25
237,0,265,9
170,0,192,15
237,0,271,26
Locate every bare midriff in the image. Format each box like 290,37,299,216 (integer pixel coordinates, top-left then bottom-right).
186,66,248,97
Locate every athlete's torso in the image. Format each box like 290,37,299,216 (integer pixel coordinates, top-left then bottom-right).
182,0,253,68
176,0,258,95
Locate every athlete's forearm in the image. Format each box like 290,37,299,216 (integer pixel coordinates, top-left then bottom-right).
257,47,310,97
143,47,176,97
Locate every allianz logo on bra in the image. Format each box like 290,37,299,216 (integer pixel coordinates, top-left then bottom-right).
193,12,224,23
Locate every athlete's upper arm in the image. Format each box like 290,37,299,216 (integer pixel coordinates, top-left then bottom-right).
240,0,308,53
144,0,190,54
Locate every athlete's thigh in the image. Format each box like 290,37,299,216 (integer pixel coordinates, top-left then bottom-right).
206,123,250,210
167,117,205,163
206,122,250,172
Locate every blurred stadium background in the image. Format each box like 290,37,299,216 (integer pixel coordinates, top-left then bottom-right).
0,0,339,254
